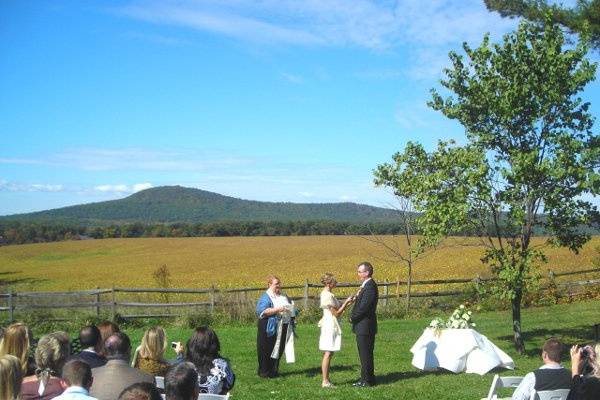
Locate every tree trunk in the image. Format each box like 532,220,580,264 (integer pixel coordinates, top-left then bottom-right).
512,288,525,354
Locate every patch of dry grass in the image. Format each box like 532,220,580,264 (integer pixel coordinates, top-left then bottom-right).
0,235,598,292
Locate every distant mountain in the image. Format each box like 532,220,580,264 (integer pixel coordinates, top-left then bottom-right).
0,186,401,224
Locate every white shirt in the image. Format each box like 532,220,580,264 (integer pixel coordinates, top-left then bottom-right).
52,386,98,400
82,347,97,354
511,363,565,400
360,277,372,288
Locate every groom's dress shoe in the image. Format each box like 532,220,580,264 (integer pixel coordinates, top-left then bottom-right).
352,380,372,388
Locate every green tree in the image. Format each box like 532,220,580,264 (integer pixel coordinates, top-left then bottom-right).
484,0,600,48
374,19,599,353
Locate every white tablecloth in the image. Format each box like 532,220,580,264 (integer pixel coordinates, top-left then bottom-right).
410,328,515,375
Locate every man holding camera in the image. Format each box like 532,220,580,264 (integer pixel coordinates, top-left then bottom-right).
511,338,571,400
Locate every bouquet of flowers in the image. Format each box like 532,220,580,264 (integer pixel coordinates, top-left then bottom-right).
428,304,476,335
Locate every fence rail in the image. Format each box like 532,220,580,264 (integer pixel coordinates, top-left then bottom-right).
1,267,599,323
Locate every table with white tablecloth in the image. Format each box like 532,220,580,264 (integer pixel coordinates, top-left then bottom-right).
410,328,515,375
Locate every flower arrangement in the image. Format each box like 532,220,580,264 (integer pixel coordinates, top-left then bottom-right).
428,304,476,334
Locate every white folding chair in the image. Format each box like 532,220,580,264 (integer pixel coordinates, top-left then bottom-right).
529,388,570,400
484,374,524,400
198,394,230,400
155,376,165,390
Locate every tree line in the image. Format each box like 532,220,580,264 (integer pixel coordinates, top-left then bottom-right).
0,220,413,245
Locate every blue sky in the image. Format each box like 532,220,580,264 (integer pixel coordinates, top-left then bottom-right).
1,0,598,215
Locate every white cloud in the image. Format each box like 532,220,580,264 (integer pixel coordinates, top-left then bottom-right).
0,148,251,172
394,100,434,129
117,0,518,51
0,180,65,192
132,182,154,192
299,191,314,198
0,158,46,165
93,183,153,194
280,72,305,84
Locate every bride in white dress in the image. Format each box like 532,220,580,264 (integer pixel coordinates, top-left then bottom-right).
318,273,355,388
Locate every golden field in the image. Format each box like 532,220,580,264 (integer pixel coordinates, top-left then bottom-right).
0,235,598,292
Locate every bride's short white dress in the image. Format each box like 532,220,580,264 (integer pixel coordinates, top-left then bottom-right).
318,289,342,352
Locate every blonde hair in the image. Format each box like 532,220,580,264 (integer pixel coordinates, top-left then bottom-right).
0,322,30,376
35,332,71,387
320,273,337,287
138,326,167,360
0,354,22,400
267,275,280,286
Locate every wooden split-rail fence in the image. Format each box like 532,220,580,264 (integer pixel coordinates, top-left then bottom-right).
1,267,599,323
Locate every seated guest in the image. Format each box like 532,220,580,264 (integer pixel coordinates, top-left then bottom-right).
512,338,571,400
53,359,96,400
165,362,199,400
118,382,162,400
96,321,120,358
0,354,23,400
90,332,154,400
22,331,71,400
71,325,106,369
0,322,36,376
567,344,600,400
132,326,170,376
182,327,235,394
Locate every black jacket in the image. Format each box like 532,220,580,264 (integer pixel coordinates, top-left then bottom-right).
350,279,378,336
70,350,107,369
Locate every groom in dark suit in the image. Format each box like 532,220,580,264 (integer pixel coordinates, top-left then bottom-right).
350,261,378,387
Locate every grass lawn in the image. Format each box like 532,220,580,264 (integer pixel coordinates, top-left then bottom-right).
107,299,600,400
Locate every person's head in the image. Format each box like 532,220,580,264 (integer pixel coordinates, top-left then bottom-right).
0,354,22,400
357,262,373,282
97,321,120,355
79,325,101,351
139,326,167,360
186,326,221,374
118,382,163,400
165,362,199,400
321,273,337,289
0,322,31,375
35,332,71,378
60,359,92,390
267,275,281,295
541,338,563,364
104,332,131,361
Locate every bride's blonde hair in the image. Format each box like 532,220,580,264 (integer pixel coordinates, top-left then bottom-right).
320,273,337,286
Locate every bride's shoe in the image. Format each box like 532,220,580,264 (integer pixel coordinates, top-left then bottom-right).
322,382,335,388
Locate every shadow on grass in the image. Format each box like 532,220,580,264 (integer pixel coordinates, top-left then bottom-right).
0,271,48,287
497,326,596,357
333,368,456,386
280,364,356,378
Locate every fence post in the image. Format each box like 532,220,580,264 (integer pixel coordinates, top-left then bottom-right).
95,287,100,317
383,279,389,307
474,274,481,303
303,279,309,309
111,287,116,321
210,285,215,313
8,288,14,323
